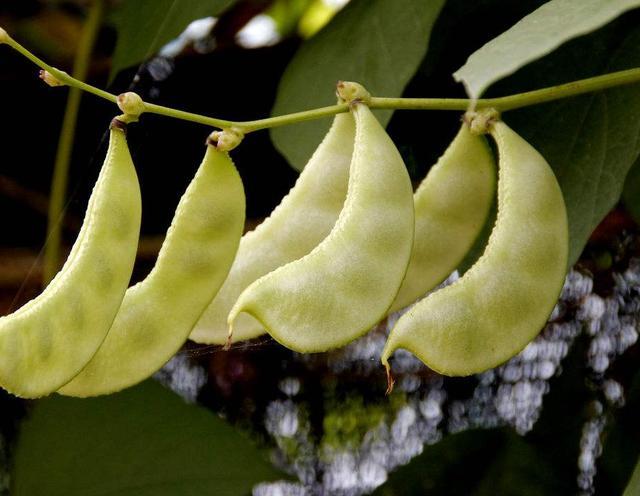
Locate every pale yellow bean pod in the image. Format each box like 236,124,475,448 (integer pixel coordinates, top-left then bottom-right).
60,144,245,397
389,123,495,313
0,123,141,398
382,120,568,378
229,103,414,352
190,112,355,344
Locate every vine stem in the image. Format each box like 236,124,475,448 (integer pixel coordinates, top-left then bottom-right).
41,0,105,284
369,68,640,111
2,28,640,132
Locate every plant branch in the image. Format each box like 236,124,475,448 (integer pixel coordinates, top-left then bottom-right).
42,0,105,284
369,68,640,111
238,103,351,132
3,29,115,104
491,67,640,110
2,29,640,133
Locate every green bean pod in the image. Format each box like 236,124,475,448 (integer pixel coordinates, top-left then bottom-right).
388,123,495,314
228,103,414,352
190,112,355,344
0,122,142,398
59,143,245,397
382,120,568,379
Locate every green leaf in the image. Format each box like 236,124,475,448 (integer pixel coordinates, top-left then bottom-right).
497,13,640,266
472,432,562,496
11,381,282,496
624,459,640,496
597,371,640,494
110,0,235,79
373,429,561,496
270,0,445,171
622,155,640,223
373,429,497,495
268,0,315,36
453,0,640,100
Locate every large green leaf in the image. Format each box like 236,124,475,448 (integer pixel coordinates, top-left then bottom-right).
597,371,640,494
453,0,640,99
496,13,640,266
372,429,497,495
270,0,445,171
11,381,281,496
624,460,640,496
622,155,640,223
109,0,235,78
373,429,562,496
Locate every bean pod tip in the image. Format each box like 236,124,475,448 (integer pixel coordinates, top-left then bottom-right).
223,324,234,351
384,362,395,395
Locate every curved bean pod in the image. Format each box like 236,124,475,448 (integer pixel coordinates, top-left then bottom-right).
382,120,568,379
0,121,142,398
190,112,355,344
59,143,245,397
388,123,495,314
228,103,414,352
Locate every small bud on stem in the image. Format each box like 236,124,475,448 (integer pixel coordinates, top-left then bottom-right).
39,70,65,87
0,27,9,44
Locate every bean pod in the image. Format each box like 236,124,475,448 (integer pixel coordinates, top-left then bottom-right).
382,118,568,380
190,112,355,344
388,123,495,313
0,121,142,398
229,102,414,352
60,141,245,397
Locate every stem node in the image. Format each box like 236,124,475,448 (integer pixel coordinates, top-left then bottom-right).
337,81,371,105
117,92,145,122
207,128,244,151
464,108,500,135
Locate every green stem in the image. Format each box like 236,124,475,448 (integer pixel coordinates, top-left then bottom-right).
370,68,640,112
2,28,640,132
5,33,115,104
142,101,236,129
485,68,640,111
369,97,469,111
238,103,351,132
42,0,105,284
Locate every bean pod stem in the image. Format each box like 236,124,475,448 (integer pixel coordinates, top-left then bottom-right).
1,29,639,135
